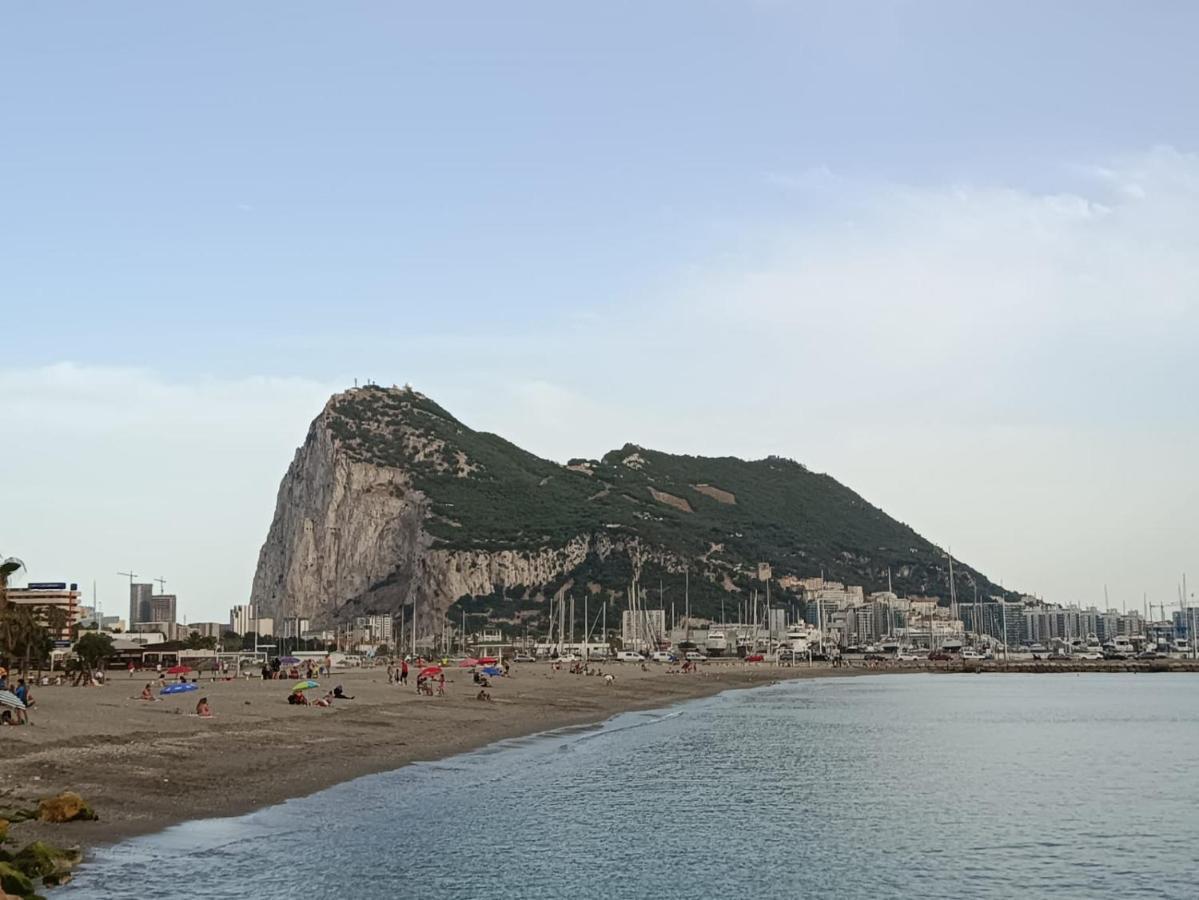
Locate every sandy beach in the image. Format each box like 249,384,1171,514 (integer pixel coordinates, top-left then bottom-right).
1,661,855,855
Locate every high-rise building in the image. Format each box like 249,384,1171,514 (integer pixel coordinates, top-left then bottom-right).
129,583,154,626
353,615,391,643
230,604,257,635
149,594,177,625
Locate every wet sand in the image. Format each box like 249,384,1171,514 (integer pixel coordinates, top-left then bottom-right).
1,661,858,853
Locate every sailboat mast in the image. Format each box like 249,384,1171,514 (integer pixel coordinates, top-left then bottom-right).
684,567,690,643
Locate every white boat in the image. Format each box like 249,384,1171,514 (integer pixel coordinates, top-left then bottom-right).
735,633,755,656
706,629,728,657
779,624,814,655
1105,636,1135,657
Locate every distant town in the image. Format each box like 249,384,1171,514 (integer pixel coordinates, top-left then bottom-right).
5,570,1197,669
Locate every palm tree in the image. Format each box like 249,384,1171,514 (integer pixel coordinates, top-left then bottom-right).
0,555,26,611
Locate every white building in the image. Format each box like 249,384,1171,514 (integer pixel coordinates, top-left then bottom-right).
230,604,255,634
621,609,666,651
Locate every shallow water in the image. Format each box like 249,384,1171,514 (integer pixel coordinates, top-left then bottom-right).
61,674,1199,899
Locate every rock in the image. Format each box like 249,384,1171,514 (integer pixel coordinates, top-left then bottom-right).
0,862,33,897
11,841,81,882
36,793,97,824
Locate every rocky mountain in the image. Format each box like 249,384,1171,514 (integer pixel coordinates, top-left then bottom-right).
250,385,1009,634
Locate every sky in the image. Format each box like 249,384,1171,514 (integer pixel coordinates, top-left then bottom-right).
1,2,1196,623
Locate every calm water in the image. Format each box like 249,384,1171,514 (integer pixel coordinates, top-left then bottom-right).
62,674,1199,899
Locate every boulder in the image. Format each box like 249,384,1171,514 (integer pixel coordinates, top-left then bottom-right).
12,841,81,882
36,793,96,824
0,862,33,897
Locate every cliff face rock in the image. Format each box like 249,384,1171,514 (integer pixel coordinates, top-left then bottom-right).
250,386,1007,632
249,408,424,624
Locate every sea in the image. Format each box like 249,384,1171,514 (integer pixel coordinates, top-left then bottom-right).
60,673,1199,899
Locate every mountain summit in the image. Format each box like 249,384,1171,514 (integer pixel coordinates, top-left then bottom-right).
250,385,1005,631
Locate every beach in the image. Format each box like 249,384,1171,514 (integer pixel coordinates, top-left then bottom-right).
1,661,852,854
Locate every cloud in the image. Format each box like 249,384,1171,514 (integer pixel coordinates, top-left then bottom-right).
651,148,1198,430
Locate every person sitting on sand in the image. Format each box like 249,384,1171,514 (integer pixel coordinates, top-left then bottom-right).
196,697,212,717
313,692,333,708
332,685,354,700
476,689,492,701
288,691,308,705
140,683,154,701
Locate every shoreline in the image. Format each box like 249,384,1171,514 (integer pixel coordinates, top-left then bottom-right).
6,660,1195,863
3,662,868,857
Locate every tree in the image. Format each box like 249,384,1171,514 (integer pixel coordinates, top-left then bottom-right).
73,632,115,685
0,555,26,611
42,604,69,640
184,632,217,651
0,605,51,677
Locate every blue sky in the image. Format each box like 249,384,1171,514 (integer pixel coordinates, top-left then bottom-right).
2,2,1196,621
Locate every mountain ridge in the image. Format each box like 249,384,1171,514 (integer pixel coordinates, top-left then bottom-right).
250,385,1012,632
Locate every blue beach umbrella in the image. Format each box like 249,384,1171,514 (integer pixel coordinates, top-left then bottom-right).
481,666,503,677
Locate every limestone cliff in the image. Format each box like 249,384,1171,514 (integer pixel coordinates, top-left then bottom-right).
250,385,1008,632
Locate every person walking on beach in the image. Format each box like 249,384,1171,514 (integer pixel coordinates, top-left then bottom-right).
400,659,409,686
437,673,446,696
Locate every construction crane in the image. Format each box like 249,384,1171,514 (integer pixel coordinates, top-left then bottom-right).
154,577,167,594
117,570,139,586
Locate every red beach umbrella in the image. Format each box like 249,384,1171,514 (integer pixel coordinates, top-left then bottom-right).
418,666,442,679
458,658,480,668
477,656,498,665
166,665,192,675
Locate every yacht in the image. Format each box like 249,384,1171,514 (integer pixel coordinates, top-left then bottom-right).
779,624,814,655
706,629,728,657
1104,635,1136,658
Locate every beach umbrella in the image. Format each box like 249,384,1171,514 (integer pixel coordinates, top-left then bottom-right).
478,656,498,665
458,658,479,667
0,690,27,710
481,666,503,677
160,683,198,696
418,666,442,679
279,656,301,665
292,680,319,692
166,665,191,675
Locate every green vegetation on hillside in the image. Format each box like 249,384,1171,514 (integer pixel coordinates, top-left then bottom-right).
326,386,1009,621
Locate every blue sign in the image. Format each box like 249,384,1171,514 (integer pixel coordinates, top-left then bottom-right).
27,582,68,591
